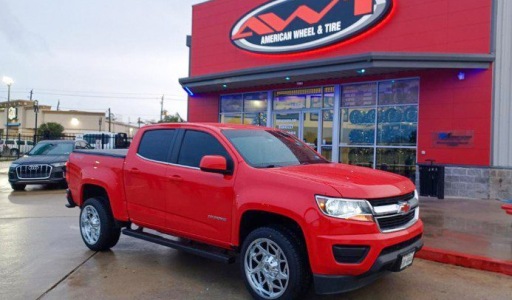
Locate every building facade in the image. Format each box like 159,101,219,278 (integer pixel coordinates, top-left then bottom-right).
0,100,139,137
180,0,512,200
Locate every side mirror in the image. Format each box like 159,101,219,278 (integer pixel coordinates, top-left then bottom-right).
200,155,231,175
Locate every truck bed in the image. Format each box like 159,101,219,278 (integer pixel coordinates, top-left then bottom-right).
74,149,128,158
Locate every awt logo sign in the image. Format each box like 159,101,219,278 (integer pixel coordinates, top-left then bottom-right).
231,0,393,54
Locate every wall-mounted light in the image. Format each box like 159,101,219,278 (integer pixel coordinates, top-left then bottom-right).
184,86,194,96
71,118,80,126
458,72,465,81
222,84,228,88
357,69,366,75
285,76,291,81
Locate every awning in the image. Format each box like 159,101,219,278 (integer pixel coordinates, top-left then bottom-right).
179,52,494,94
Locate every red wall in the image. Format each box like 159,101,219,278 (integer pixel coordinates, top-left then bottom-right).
190,0,493,76
188,94,220,123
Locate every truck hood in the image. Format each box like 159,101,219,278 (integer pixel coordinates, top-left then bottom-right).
13,155,69,165
268,163,415,199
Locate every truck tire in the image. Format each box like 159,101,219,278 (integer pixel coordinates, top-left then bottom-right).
11,184,26,191
241,227,310,300
80,197,121,251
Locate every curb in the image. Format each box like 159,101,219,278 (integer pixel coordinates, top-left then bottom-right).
417,246,512,276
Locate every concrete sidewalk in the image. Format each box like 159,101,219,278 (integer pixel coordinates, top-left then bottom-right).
418,197,512,276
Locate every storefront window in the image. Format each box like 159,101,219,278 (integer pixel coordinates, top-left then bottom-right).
244,113,267,126
274,88,322,110
342,82,377,107
376,148,416,181
339,78,419,180
340,147,374,169
244,92,268,113
220,114,242,124
220,92,268,126
273,113,300,137
377,105,418,146
220,94,243,113
378,79,419,105
340,108,376,145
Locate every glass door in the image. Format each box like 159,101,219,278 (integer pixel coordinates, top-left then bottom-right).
273,110,320,151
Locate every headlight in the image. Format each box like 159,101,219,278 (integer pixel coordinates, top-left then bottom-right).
52,162,66,168
10,163,19,169
315,196,374,222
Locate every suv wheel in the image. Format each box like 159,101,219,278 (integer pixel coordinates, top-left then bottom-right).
11,184,26,191
80,197,121,251
241,227,310,300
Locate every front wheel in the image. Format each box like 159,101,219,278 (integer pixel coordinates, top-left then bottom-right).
80,198,121,251
241,227,310,300
11,184,26,191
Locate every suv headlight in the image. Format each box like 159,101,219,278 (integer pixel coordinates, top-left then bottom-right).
315,195,374,222
10,163,19,169
52,162,66,168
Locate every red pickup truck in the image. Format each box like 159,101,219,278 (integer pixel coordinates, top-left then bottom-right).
66,123,423,299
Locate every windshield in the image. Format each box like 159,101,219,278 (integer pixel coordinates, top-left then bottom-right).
223,130,328,168
28,142,74,156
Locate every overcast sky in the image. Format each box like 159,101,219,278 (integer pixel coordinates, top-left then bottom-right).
0,0,205,124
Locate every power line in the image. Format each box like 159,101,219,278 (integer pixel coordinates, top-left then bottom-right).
0,88,185,99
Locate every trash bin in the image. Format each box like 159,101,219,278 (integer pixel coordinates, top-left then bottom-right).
419,161,445,199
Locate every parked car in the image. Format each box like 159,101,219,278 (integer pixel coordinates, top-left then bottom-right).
66,123,423,299
9,139,92,191
0,139,35,156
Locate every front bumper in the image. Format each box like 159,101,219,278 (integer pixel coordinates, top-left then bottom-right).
8,166,66,185
313,235,423,294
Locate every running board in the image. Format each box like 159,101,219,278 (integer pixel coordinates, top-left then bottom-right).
122,229,236,264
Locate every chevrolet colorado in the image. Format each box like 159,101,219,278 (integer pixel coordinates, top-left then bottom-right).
66,123,423,299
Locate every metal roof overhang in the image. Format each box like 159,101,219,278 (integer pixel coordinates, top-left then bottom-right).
179,52,495,94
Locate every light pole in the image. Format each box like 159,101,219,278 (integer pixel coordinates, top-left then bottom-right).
34,100,39,142
2,76,14,143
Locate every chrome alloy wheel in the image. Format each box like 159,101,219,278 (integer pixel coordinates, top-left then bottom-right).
244,238,289,299
80,205,101,245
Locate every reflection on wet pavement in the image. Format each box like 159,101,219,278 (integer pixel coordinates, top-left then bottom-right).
420,197,512,261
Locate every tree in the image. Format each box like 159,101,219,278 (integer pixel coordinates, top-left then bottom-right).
37,122,65,139
159,112,184,123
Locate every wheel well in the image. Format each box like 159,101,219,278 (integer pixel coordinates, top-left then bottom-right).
239,211,306,249
82,184,109,204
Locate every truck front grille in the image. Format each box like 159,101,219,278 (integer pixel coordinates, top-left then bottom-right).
16,164,53,180
375,209,417,232
369,192,415,207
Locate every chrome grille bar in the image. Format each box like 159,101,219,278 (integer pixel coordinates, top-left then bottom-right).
16,164,53,180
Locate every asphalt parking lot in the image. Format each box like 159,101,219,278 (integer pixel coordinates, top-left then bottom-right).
1,174,511,300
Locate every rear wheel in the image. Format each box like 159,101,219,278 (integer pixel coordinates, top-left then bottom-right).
240,227,310,300
11,184,26,191
80,197,121,251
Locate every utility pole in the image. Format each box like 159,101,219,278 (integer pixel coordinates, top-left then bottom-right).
108,108,111,132
160,95,164,122
34,100,39,142
137,117,142,128
29,89,33,101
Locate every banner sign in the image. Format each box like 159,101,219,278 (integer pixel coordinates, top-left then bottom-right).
231,0,392,54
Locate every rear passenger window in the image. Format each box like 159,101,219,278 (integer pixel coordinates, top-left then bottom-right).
138,130,175,162
177,130,232,169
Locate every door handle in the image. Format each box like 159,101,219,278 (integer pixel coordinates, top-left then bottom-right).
168,175,183,182
128,168,141,174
